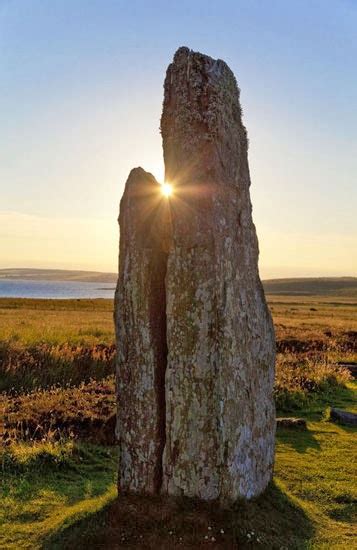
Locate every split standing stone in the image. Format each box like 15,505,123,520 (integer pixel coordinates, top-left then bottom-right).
115,47,276,503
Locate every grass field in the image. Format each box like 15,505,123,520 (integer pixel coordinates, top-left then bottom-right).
0,296,356,549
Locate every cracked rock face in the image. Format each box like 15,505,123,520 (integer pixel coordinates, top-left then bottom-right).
115,167,169,494
115,47,275,502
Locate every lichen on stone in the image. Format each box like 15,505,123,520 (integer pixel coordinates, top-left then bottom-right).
115,47,275,504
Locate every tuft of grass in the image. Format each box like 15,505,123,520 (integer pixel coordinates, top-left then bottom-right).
275,352,352,412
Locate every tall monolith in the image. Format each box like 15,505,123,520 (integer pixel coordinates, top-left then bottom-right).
115,47,275,503
161,47,275,502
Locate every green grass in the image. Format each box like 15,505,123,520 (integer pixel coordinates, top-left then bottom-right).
275,420,356,549
0,298,116,392
2,390,354,549
0,442,118,550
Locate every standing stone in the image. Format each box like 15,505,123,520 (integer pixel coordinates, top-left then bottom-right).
115,47,275,503
161,47,275,501
115,167,170,494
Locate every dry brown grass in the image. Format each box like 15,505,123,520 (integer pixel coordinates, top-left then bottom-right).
1,296,356,444
0,341,115,392
0,297,114,346
275,352,352,410
2,376,116,445
270,295,357,356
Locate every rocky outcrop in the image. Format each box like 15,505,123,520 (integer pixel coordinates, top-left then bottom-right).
115,47,275,503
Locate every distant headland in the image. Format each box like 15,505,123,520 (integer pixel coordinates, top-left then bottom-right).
0,269,356,297
0,268,117,284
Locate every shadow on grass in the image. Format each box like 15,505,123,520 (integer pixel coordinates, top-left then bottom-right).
44,482,315,550
1,445,117,511
327,382,357,411
276,425,321,453
328,499,357,523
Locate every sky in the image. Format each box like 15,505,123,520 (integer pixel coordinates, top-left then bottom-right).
0,0,356,278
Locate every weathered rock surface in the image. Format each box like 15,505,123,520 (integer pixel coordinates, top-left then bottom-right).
161,47,275,502
115,47,276,503
115,167,170,494
330,408,357,426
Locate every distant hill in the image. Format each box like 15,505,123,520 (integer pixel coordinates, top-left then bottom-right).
1,270,356,297
0,268,117,283
263,277,357,297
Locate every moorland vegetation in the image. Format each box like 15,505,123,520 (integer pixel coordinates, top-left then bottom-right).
0,295,356,548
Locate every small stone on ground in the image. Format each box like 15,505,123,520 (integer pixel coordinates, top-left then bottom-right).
330,408,357,426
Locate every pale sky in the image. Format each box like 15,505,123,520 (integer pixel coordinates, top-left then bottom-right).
1,1,356,278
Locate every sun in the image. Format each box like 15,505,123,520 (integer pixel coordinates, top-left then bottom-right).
161,182,173,197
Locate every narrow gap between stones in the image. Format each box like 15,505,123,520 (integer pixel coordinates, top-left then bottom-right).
152,249,169,493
